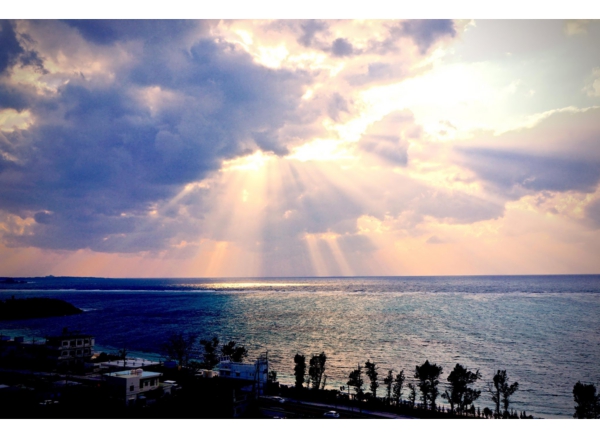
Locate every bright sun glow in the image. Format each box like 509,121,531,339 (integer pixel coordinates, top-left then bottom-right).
2,20,600,278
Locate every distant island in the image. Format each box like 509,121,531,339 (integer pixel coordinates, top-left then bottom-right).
0,297,83,320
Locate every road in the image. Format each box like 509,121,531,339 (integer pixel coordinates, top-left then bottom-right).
258,398,415,419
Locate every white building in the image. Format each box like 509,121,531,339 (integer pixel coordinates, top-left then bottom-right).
104,369,162,406
216,355,269,392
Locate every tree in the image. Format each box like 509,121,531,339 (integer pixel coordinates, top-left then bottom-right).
221,340,248,363
308,352,327,390
162,332,197,368
488,370,519,418
365,360,379,399
293,354,306,390
383,370,394,405
414,360,443,410
347,364,364,400
199,336,220,369
268,370,278,384
392,370,405,406
573,381,599,419
407,383,417,408
482,407,493,419
442,363,482,415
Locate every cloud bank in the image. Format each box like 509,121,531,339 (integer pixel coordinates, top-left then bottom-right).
0,19,599,276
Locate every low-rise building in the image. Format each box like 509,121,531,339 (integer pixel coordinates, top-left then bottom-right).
103,369,162,406
216,354,269,395
44,328,95,367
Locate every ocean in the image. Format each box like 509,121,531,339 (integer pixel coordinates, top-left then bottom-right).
1,275,599,418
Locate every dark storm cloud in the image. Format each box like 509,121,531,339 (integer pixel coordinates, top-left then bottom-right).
0,20,45,75
0,20,311,252
62,20,201,46
458,148,600,197
0,20,45,112
0,20,25,74
0,82,32,110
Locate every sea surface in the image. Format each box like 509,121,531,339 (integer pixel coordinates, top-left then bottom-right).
1,275,599,418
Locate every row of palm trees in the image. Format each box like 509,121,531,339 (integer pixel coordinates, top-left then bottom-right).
293,353,527,418
159,332,597,418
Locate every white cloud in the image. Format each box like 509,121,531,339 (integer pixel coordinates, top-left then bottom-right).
584,67,600,97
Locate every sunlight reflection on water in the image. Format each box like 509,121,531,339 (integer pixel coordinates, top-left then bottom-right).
1,275,599,418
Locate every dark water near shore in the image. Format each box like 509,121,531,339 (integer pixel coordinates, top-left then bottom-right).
1,275,600,418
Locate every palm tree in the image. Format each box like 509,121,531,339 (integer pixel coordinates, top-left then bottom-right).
347,364,364,401
365,360,379,399
294,354,306,390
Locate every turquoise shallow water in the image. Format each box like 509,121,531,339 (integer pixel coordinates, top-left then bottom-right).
1,275,599,418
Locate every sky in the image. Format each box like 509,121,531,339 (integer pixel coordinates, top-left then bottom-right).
1,16,600,277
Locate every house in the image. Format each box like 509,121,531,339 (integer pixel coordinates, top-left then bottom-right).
103,369,162,406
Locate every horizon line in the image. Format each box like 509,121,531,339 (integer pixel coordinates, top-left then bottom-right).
3,273,600,280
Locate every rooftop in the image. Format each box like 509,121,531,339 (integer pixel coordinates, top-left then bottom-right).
106,370,161,379
46,333,94,341
97,357,160,369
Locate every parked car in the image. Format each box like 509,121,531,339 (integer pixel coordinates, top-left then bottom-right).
323,410,340,418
